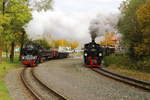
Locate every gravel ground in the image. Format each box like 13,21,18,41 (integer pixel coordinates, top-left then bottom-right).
34,58,150,100
24,68,62,100
5,68,36,100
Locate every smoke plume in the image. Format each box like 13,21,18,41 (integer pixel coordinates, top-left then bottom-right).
89,13,119,41
25,10,96,43
25,10,120,43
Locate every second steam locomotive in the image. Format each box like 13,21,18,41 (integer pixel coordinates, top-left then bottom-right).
21,41,68,67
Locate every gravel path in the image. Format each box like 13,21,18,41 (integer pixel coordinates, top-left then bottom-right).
5,68,36,100
24,68,62,100
34,58,150,100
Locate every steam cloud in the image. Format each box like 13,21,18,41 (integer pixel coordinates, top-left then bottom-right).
25,10,120,43
89,14,119,41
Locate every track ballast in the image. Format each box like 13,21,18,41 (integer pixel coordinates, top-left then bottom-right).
21,68,67,100
91,68,150,92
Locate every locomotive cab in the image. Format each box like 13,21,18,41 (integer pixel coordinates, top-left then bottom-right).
84,40,103,67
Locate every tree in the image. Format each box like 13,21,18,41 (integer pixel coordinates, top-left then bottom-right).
30,0,53,11
2,0,32,62
134,1,150,57
118,0,149,60
70,42,78,49
33,39,51,49
100,32,118,47
54,40,69,48
0,0,12,63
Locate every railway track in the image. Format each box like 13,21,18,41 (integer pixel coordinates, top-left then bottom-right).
91,68,150,92
21,68,67,100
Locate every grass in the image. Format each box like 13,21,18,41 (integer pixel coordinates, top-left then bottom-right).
107,65,150,81
104,55,150,81
0,57,21,100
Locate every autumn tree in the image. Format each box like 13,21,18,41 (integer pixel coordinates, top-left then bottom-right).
100,32,118,47
118,0,149,60
69,42,79,49
1,0,32,62
134,1,150,57
0,0,12,63
54,40,69,48
33,39,51,49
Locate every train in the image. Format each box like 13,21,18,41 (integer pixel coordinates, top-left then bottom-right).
21,41,69,67
83,39,116,67
83,39,103,67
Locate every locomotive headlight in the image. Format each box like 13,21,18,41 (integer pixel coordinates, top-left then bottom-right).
99,53,102,56
84,53,87,56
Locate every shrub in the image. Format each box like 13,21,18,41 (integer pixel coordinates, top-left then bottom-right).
136,58,150,73
104,55,131,67
103,55,150,73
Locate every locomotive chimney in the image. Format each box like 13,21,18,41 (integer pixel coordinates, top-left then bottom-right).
92,39,95,43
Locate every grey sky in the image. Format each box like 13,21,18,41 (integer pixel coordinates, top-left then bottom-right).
26,0,123,43
54,0,123,14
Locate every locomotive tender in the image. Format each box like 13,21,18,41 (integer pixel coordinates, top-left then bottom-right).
21,41,68,67
83,39,103,67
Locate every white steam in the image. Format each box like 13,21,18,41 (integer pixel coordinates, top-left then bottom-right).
25,10,95,43
25,10,120,43
89,13,120,40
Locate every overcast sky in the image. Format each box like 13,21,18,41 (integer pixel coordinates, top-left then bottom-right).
54,0,123,14
26,0,124,43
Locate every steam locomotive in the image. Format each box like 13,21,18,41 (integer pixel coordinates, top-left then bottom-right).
83,40,103,67
21,41,68,67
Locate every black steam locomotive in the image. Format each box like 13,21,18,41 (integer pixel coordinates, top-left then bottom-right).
21,41,68,67
83,40,103,67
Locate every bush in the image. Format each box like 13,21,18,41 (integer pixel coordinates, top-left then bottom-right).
104,55,131,67
135,58,150,73
103,55,150,73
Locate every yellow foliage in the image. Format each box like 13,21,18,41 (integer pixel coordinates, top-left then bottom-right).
100,32,117,47
136,1,150,30
69,42,78,49
135,1,150,57
54,40,79,49
134,43,150,56
54,40,69,47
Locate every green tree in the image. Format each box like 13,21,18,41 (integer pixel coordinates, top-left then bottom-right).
0,0,32,62
30,0,53,11
118,0,149,60
33,39,51,49
0,0,12,63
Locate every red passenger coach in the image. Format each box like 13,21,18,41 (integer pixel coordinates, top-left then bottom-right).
51,50,59,58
